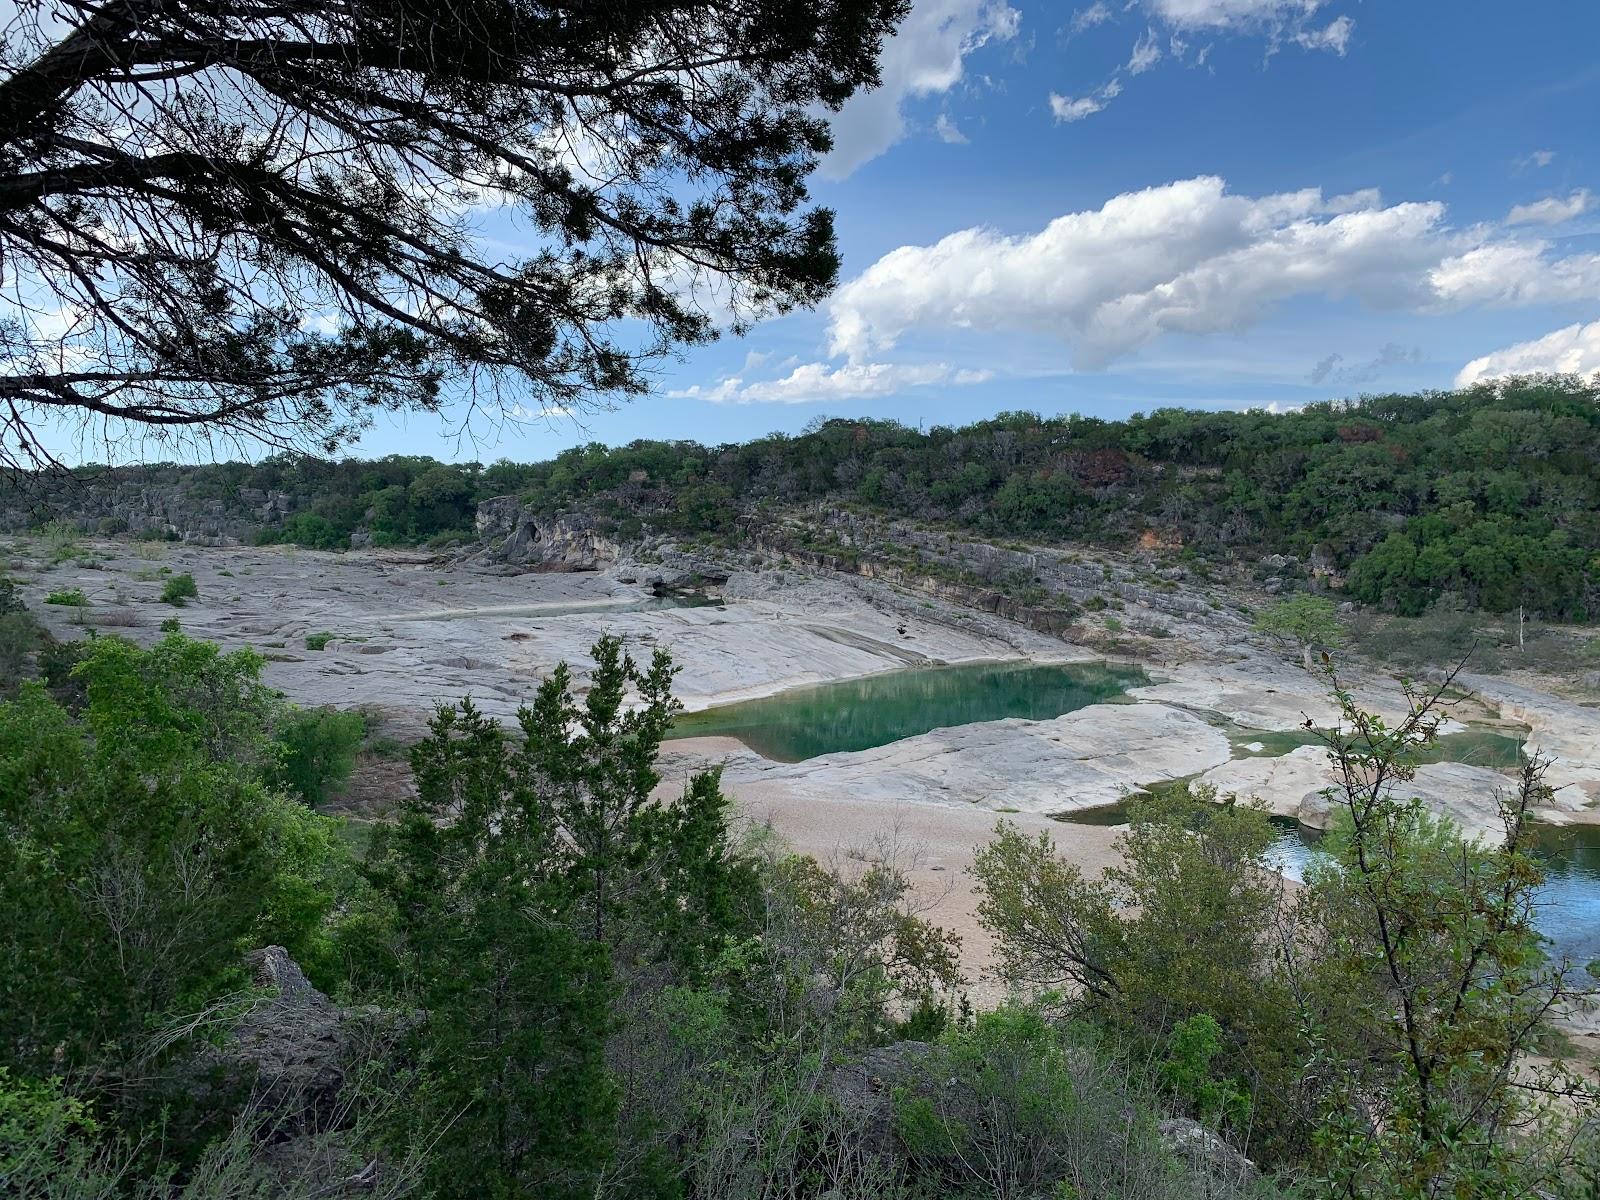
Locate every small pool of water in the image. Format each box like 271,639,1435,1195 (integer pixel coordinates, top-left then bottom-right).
1225,725,1528,768
1062,802,1600,970
395,593,721,621
668,660,1149,763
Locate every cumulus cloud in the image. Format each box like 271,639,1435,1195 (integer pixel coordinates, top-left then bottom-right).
670,361,991,405
824,175,1600,369
1457,320,1600,386
1506,189,1592,226
820,0,1019,179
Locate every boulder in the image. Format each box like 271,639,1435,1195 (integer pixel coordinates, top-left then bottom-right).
225,946,347,1133
1156,1118,1258,1185
819,1041,933,1156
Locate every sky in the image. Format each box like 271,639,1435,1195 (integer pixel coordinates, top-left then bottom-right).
45,0,1600,464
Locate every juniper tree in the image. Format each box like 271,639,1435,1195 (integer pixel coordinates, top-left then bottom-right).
0,0,905,465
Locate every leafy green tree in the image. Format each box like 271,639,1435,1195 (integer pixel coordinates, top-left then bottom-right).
0,634,340,1094
1254,594,1346,669
1291,668,1598,1197
272,706,366,807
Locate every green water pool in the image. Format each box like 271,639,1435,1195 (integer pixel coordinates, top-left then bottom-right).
668,660,1150,763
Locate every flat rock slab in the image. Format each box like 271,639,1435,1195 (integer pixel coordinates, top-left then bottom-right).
1200,746,1518,842
721,702,1230,816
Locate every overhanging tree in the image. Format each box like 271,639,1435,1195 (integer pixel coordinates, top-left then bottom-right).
0,0,906,465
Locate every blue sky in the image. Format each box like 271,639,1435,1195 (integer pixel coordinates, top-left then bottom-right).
389,0,1600,463
69,1,1600,463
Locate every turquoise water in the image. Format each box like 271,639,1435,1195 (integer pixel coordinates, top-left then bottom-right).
668,660,1149,763
1061,802,1600,970
1226,725,1528,768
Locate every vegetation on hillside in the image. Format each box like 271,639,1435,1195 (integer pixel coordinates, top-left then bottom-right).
13,378,1598,620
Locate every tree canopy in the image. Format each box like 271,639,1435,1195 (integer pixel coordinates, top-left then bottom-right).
0,0,906,466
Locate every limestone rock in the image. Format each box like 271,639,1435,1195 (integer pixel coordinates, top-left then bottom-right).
740,703,1232,816
475,497,618,570
1157,1118,1258,1185
226,946,347,1132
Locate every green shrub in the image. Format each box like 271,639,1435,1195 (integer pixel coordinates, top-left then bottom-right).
44,588,88,607
41,519,82,564
0,611,43,692
305,631,335,651
272,707,366,807
280,512,346,550
159,574,198,606
159,618,181,634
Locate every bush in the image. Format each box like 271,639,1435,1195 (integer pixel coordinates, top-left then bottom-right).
41,519,82,564
44,588,88,606
273,707,366,807
159,574,197,606
280,512,346,550
895,1004,1229,1199
305,631,335,651
0,611,43,693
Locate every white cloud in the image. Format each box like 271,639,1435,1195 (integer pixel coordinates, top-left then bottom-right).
1294,15,1353,54
1457,320,1600,386
1127,29,1163,74
1069,3,1114,34
825,175,1600,369
934,112,969,143
1506,189,1592,226
1051,79,1123,123
1522,149,1557,169
1049,87,1113,122
1325,188,1382,213
820,0,1019,179
1146,0,1344,40
1048,1,1351,140
671,361,990,405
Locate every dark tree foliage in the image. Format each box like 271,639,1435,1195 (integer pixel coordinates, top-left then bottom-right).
11,377,1596,618
0,0,907,465
355,636,758,1197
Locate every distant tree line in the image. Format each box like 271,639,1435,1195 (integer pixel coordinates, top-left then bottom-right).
9,376,1598,619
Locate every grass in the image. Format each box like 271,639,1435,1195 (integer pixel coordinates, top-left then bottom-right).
44,588,88,607
305,631,337,651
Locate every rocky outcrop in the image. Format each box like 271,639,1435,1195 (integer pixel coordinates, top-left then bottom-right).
741,508,1241,645
475,497,619,570
1157,1117,1258,1186
0,468,299,542
218,946,352,1136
